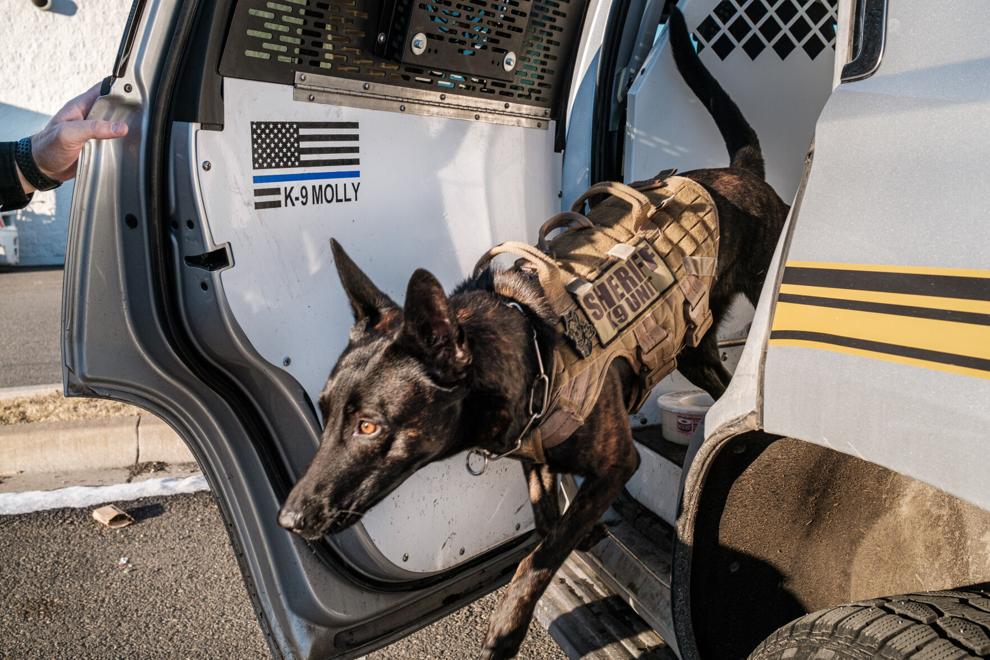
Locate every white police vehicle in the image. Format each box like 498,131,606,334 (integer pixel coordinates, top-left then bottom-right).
70,0,990,657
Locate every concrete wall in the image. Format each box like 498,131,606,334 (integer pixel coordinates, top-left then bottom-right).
0,1,134,266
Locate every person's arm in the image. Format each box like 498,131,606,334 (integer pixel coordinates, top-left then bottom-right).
0,142,32,213
0,83,128,213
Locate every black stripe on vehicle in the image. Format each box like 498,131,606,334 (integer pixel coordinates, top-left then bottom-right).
253,187,280,197
297,121,359,129
254,200,282,210
297,134,360,142
298,146,360,155
296,158,360,167
782,267,990,301
769,330,990,373
777,293,990,327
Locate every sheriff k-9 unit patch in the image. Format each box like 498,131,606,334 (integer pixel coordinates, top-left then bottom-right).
250,121,361,211
573,242,675,344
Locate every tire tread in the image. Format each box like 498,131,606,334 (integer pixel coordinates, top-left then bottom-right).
749,588,990,660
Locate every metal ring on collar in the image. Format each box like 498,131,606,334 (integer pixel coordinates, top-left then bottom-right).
465,449,489,476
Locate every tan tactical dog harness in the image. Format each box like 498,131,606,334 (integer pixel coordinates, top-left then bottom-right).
471,174,720,466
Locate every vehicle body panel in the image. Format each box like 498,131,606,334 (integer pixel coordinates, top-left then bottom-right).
763,0,990,513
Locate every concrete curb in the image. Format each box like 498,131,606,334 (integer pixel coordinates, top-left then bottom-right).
0,414,194,474
0,383,62,401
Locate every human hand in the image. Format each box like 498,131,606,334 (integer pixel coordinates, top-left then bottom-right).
16,82,129,193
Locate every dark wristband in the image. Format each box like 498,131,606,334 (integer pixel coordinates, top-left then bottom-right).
15,137,61,192
0,141,33,212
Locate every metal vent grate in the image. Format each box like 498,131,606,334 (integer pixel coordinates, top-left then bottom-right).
220,0,586,109
692,0,838,61
391,0,536,82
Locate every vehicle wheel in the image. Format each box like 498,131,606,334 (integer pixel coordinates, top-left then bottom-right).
749,587,990,659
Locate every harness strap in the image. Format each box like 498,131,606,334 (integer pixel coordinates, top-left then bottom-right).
473,242,574,317
537,211,594,252
679,274,715,347
516,429,547,464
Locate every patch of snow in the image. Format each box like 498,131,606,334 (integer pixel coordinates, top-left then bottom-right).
0,475,210,515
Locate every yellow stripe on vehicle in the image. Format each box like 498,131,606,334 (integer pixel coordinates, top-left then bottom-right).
769,338,990,381
771,303,990,361
777,284,990,315
784,261,990,279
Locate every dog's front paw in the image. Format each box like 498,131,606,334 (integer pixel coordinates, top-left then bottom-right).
480,635,523,660
481,617,530,659
576,522,608,551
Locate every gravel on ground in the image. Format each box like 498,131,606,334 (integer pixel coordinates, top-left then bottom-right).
0,391,136,425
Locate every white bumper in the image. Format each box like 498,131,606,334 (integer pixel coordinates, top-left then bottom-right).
0,225,19,266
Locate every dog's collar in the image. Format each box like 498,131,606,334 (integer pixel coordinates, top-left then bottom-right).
465,301,550,475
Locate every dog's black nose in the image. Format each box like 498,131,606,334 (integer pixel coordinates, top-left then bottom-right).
278,508,304,531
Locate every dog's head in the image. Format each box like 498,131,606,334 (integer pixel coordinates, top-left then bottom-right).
278,240,473,539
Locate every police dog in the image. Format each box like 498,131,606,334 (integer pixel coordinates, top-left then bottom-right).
278,8,788,658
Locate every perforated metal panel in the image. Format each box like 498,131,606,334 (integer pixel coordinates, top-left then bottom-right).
220,0,587,109
388,0,536,82
693,0,838,61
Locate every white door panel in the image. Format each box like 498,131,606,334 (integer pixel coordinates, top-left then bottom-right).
195,77,562,572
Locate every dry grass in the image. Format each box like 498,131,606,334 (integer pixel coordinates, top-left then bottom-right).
0,392,137,425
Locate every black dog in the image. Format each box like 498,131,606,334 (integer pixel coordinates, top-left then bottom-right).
278,8,789,657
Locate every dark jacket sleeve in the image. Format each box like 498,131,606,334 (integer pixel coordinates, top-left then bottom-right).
0,141,33,213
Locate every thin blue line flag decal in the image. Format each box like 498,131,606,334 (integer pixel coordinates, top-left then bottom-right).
251,121,361,210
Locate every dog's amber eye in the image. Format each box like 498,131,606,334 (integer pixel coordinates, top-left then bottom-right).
356,420,380,436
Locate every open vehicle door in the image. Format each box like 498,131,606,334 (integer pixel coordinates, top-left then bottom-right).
66,0,891,656
65,0,595,656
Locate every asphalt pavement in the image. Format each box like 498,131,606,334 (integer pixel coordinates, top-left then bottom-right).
0,491,565,659
0,267,62,387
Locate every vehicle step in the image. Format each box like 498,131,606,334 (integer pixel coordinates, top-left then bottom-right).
538,551,675,659
626,439,683,525
581,492,679,655
632,425,687,467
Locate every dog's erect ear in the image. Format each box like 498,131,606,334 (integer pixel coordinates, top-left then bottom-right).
401,269,471,383
331,239,398,330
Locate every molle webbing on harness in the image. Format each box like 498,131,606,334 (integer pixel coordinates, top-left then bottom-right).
475,175,719,463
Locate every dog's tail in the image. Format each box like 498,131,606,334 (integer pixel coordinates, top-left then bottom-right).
668,6,765,179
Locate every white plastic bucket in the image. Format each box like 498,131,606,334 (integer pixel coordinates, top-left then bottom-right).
657,390,715,446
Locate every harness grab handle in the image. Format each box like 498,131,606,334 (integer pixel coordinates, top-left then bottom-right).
569,181,656,231
473,241,574,317
537,212,594,252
